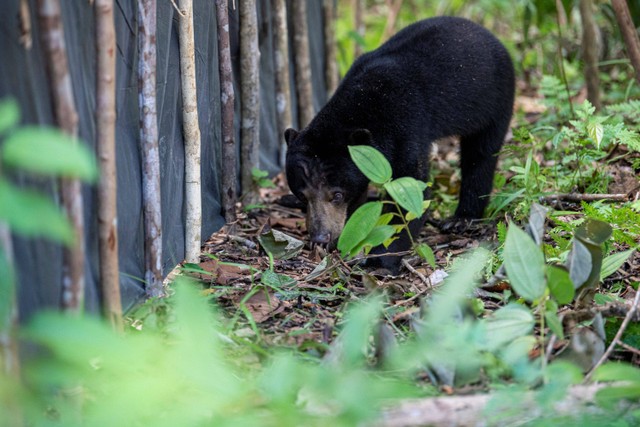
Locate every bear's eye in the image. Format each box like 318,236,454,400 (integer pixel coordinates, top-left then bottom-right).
331,192,344,204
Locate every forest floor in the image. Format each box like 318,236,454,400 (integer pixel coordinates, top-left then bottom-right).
178,92,640,370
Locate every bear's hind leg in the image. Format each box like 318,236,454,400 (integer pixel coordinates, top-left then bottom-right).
453,121,509,222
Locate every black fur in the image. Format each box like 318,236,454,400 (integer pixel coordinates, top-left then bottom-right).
285,16,515,271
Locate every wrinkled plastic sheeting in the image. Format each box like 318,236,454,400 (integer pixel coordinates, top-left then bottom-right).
0,0,328,319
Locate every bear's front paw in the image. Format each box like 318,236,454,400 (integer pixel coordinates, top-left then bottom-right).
440,217,477,234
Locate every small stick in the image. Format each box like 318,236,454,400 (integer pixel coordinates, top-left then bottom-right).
618,341,640,357
585,288,640,381
402,258,431,289
539,193,629,203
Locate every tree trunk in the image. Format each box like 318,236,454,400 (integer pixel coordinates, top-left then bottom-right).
138,0,164,298
37,0,86,313
95,0,123,329
216,0,237,226
612,0,640,84
323,0,339,97
177,0,203,264
19,0,32,50
381,0,403,42
272,0,292,167
292,0,314,128
580,0,602,110
239,0,261,206
354,0,365,58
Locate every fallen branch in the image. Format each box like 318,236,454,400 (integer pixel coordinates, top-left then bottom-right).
377,383,631,427
539,193,629,203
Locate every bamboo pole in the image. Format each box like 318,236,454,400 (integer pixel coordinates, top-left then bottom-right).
138,0,164,297
177,0,203,264
37,0,86,313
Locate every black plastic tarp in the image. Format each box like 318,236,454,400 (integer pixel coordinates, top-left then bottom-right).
0,0,328,320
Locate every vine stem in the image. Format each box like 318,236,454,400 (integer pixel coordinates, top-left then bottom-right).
585,287,640,382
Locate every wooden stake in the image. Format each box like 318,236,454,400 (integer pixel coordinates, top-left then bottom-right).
95,0,123,328
37,0,86,313
138,0,164,297
178,0,203,264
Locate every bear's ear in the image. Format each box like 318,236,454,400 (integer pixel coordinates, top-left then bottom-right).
284,128,299,146
349,129,372,145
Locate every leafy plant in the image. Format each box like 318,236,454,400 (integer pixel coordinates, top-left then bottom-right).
336,145,432,264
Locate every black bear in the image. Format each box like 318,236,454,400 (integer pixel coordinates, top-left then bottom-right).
285,16,515,270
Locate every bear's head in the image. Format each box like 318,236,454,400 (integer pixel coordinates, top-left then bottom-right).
284,127,373,247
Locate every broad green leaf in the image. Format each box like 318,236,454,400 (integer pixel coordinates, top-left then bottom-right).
2,127,97,181
566,239,592,289
416,243,436,269
0,179,73,245
546,265,575,305
593,362,640,383
340,296,383,367
383,177,427,218
338,201,382,257
0,98,20,135
504,224,546,302
600,249,635,280
348,145,392,184
596,385,640,409
526,203,548,245
349,225,396,257
574,219,612,246
484,304,535,350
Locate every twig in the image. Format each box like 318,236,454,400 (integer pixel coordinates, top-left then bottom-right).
618,341,640,357
392,286,430,308
227,234,257,250
585,288,640,381
168,0,186,17
402,258,431,289
539,193,629,203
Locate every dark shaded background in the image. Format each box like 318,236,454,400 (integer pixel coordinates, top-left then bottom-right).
0,0,328,320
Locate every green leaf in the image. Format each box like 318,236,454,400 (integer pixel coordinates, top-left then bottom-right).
566,239,592,289
504,224,546,302
484,304,535,350
0,179,73,245
593,362,640,383
574,219,612,246
416,243,436,269
546,265,575,305
348,145,392,184
600,249,635,280
383,177,427,218
261,270,296,289
587,122,604,149
338,201,382,257
0,98,20,135
2,127,97,182
544,309,564,340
